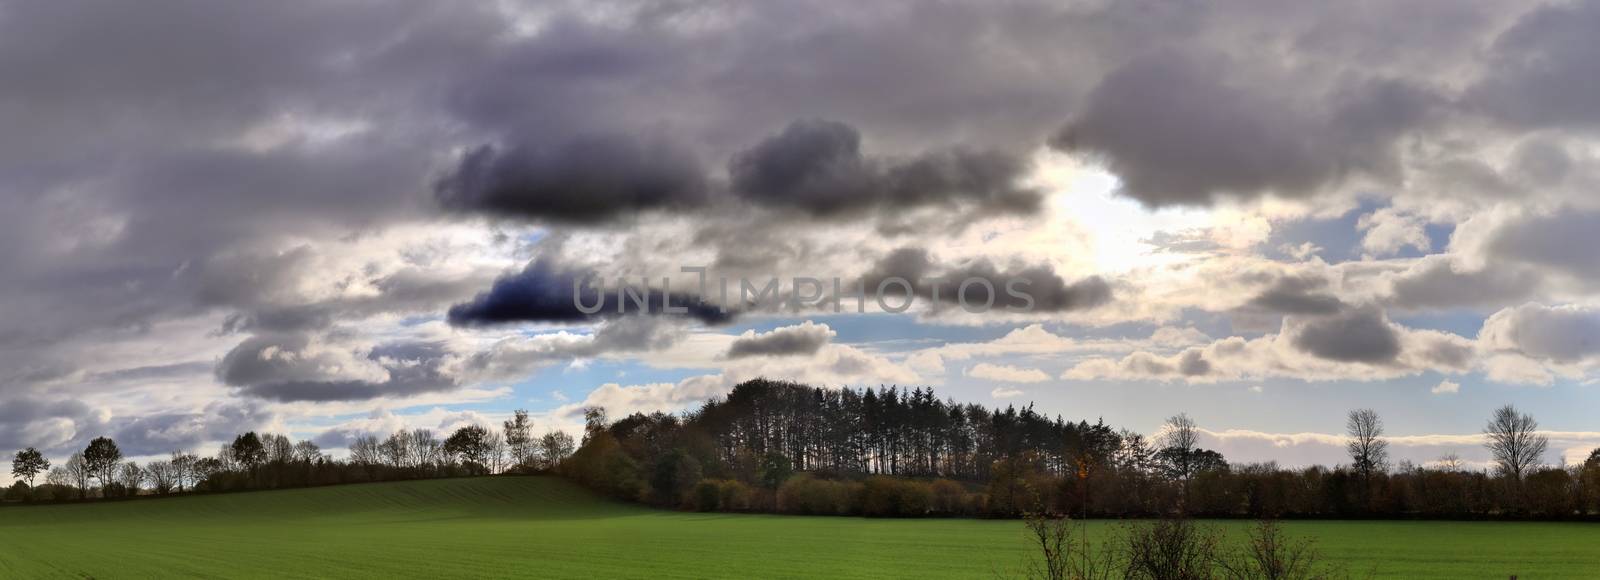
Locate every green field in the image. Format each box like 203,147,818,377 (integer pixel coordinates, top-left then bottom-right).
0,476,1595,578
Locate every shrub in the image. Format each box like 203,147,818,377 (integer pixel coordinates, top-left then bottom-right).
778,474,859,515
693,480,721,511
718,479,754,511
930,479,966,515
861,476,933,517
1118,517,1221,580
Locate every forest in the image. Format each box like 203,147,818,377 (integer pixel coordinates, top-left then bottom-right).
562,379,1600,520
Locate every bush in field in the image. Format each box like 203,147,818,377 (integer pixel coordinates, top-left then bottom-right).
1215,519,1347,580
930,479,966,515
718,479,754,511
694,480,722,511
1118,517,1222,580
861,476,933,517
1014,513,1116,580
778,474,860,515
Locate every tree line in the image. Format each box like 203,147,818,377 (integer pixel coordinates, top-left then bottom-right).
562,378,1600,520
5,410,575,503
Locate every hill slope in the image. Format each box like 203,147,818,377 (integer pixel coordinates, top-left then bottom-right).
1,477,1598,578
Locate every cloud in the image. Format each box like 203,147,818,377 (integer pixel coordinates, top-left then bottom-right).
1063,306,1478,384
1384,255,1541,311
729,119,1040,218
447,256,732,327
460,317,685,383
1466,0,1600,129
217,334,461,402
1479,303,1600,364
554,375,735,420
725,321,835,359
1358,207,1432,256
859,247,1112,314
967,363,1050,384
990,386,1025,399
1060,348,1213,383
908,323,1206,375
1432,379,1461,395
1052,50,1436,207
1245,275,1347,316
1481,208,1600,282
1289,305,1402,364
435,133,711,224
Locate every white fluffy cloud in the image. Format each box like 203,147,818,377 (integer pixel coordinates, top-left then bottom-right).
967,363,1050,384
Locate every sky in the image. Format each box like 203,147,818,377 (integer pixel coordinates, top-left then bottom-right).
7,0,1600,482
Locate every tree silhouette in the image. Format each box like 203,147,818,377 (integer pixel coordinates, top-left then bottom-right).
83,437,122,491
231,432,268,472
10,447,49,487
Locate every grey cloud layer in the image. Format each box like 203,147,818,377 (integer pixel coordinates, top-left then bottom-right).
7,0,1600,463
436,119,1041,224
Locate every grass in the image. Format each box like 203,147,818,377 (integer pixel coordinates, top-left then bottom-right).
1,476,1596,578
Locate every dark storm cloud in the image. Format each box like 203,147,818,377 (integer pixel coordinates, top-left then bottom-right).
858,248,1112,313
725,322,834,359
729,120,1040,218
437,118,1041,224
1051,51,1439,207
1290,305,1402,364
435,134,711,224
446,257,732,326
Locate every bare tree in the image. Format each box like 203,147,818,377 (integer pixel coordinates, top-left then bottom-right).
1345,409,1389,476
1434,452,1463,472
146,460,177,494
1484,404,1548,482
486,432,508,474
64,452,91,498
349,435,382,467
118,461,144,496
170,451,197,493
264,433,294,464
293,440,323,463
380,432,409,468
46,466,70,488
404,429,440,471
1345,408,1388,509
1159,413,1201,507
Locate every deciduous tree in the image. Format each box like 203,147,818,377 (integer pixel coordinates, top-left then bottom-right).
10,447,49,487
